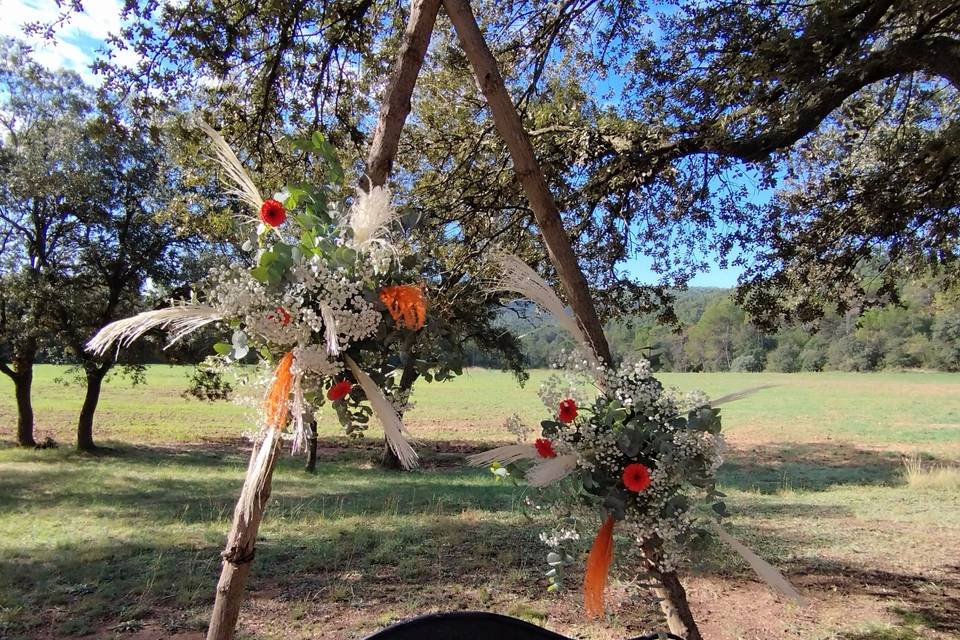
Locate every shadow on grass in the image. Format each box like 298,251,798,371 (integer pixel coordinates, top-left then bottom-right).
802,561,960,636
1,440,954,639
0,445,526,527
719,442,912,493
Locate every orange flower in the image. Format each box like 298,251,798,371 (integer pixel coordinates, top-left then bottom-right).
379,284,426,331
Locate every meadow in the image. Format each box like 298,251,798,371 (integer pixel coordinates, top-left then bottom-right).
1,366,958,640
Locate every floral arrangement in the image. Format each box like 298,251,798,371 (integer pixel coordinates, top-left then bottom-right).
88,124,426,469
470,255,804,616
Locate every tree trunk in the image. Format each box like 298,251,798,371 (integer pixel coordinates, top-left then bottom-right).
441,0,612,366
364,0,440,467
304,418,319,473
381,437,403,469
12,363,37,447
77,365,108,452
440,1,699,636
207,429,282,640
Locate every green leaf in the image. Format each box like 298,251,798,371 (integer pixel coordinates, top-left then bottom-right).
213,342,232,355
250,266,271,282
540,420,560,437
616,430,641,457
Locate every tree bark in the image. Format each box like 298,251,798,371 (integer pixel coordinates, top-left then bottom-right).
12,361,37,447
207,429,282,640
305,418,319,473
441,1,698,636
77,365,108,452
363,0,440,465
381,437,404,469
363,0,442,191
441,0,612,366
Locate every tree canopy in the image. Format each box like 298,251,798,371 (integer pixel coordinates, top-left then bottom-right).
43,1,947,331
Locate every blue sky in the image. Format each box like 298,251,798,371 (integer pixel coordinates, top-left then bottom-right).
2,0,132,84
626,256,740,288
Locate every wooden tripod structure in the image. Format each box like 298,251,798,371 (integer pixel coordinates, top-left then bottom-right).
205,1,703,638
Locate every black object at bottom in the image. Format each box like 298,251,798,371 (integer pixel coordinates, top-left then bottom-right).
364,611,684,640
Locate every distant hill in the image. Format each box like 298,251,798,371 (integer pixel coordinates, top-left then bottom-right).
464,279,960,373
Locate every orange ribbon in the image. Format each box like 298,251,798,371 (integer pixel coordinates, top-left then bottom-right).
265,352,295,430
583,514,615,618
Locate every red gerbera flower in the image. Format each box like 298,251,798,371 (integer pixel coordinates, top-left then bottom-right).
534,438,557,459
622,463,651,493
259,199,287,227
558,398,578,423
327,380,352,402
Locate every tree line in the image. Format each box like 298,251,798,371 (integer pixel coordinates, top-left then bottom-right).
472,276,960,372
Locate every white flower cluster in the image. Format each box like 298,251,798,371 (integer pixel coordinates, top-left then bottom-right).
292,344,342,378
537,370,589,414
204,254,381,377
603,359,677,419
539,526,580,548
550,347,606,379
504,413,531,443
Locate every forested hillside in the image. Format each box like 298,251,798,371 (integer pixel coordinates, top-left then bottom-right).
469,276,960,372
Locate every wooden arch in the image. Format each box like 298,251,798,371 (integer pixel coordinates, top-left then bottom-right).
206,2,702,638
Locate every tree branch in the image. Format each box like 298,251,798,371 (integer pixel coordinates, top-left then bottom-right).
604,32,960,187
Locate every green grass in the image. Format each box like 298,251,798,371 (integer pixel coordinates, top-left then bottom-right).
1,366,959,639
3,366,960,450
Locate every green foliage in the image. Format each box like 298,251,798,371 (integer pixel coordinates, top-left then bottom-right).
479,275,959,373
931,309,960,371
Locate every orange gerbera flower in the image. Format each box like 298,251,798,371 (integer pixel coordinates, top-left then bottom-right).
379,284,427,331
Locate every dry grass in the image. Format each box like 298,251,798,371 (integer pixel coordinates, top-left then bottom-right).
901,454,960,490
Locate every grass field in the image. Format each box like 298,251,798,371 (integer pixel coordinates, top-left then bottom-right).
1,366,959,640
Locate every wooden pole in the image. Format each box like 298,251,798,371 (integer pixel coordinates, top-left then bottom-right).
439,1,700,636
364,0,443,190
205,2,442,638
206,430,282,640
439,0,612,366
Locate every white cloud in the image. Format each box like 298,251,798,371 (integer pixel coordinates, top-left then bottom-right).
1,0,127,84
